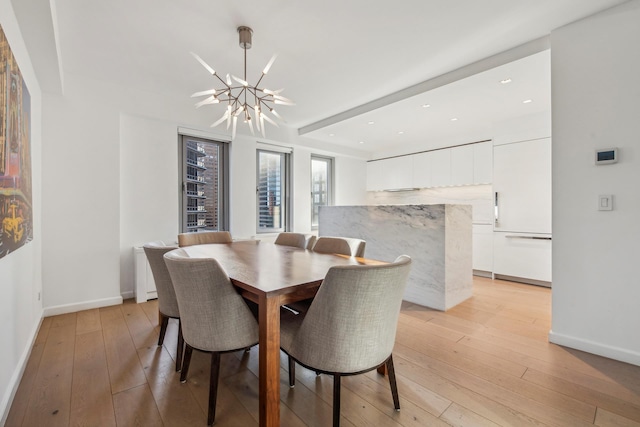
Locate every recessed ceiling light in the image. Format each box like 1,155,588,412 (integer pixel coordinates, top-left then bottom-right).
329,133,335,137
523,99,533,104
367,121,375,125
451,118,458,121
359,141,364,144
421,104,431,108
500,78,512,84
398,131,404,135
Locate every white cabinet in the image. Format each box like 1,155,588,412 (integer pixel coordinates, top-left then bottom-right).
492,137,552,284
412,151,432,188
366,161,384,191
383,156,413,190
430,149,451,187
366,141,494,191
472,224,493,273
451,145,474,186
473,141,492,184
493,138,552,234
493,233,552,284
134,247,157,303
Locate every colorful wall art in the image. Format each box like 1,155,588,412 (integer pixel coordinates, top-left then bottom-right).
0,24,32,259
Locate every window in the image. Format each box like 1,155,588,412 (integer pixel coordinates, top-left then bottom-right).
311,155,333,228
180,135,229,233
257,149,290,233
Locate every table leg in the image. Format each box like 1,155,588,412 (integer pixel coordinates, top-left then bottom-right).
259,295,281,427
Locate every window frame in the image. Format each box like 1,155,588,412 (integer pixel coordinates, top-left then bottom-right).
179,134,230,233
256,148,291,234
310,155,334,230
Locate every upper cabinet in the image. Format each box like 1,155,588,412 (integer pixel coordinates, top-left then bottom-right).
473,141,492,184
366,140,493,191
450,145,474,186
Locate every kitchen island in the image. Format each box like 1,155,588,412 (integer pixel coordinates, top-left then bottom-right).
319,204,472,310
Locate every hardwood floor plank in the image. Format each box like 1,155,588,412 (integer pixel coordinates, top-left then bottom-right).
4,338,46,426
594,407,640,427
112,384,164,427
49,312,77,329
523,369,640,423
139,298,160,327
100,306,147,394
137,343,207,426
440,402,502,427
121,302,159,350
69,330,116,426
21,323,76,427
75,309,102,335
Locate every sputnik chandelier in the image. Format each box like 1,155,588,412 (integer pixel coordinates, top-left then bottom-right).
190,26,294,139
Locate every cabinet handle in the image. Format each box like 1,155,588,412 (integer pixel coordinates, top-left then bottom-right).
505,235,552,240
494,192,499,226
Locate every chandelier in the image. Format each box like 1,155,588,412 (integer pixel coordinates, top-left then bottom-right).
191,26,294,139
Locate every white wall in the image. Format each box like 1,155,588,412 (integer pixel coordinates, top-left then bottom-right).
550,0,640,365
0,0,43,422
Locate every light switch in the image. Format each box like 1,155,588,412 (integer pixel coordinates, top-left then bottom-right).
598,194,613,211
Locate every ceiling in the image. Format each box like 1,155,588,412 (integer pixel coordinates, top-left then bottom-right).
17,0,629,155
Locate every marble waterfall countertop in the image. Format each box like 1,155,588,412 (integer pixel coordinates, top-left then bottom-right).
318,204,472,310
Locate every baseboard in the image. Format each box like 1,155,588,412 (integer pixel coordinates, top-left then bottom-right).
548,330,640,367
120,290,135,300
0,312,44,426
42,296,123,317
473,269,492,278
494,273,551,288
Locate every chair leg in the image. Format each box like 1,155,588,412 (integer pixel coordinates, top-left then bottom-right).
386,355,400,411
180,344,193,383
158,313,169,346
333,374,341,427
175,320,184,372
288,356,296,388
208,352,221,426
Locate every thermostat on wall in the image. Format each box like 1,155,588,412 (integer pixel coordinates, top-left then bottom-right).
595,147,618,165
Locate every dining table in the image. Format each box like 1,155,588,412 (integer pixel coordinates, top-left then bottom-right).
178,240,386,427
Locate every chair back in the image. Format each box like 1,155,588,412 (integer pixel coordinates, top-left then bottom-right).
274,232,307,249
163,248,258,352
312,236,366,257
178,231,232,247
143,241,180,318
288,255,411,373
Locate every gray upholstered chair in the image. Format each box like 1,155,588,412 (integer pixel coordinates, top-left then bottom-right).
163,248,259,426
143,241,183,372
306,235,317,250
177,230,232,247
280,255,411,427
274,232,308,249
311,236,366,258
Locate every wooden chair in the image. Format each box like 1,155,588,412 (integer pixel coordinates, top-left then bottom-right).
280,255,411,426
142,241,183,372
177,231,232,247
164,248,259,426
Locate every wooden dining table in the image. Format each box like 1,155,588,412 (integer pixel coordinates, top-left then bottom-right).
179,240,385,427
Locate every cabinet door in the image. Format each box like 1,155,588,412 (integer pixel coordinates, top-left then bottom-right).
473,141,492,184
473,224,493,272
430,149,451,187
451,145,474,186
493,138,551,234
412,151,432,188
382,156,413,190
493,232,552,282
366,161,384,191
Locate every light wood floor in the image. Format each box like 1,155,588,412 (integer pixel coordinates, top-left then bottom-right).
6,277,640,426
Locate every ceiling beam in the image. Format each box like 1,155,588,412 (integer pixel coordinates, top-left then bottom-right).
298,36,550,136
